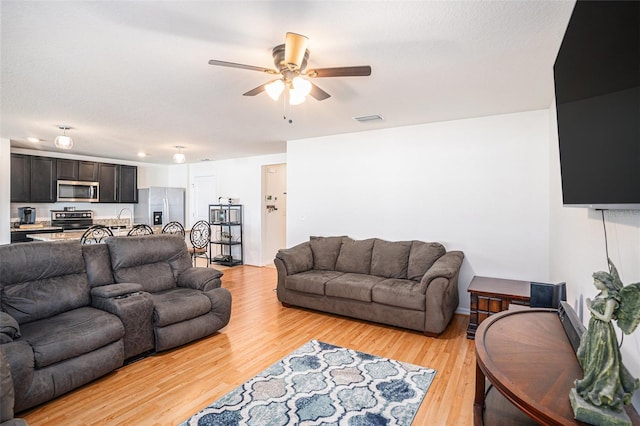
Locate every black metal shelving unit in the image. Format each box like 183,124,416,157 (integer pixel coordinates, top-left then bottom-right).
209,204,243,266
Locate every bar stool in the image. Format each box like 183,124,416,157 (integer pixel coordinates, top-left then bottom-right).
127,224,154,236
188,220,211,267
80,225,114,244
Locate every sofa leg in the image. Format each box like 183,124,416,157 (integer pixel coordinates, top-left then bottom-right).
281,302,291,308
423,330,440,338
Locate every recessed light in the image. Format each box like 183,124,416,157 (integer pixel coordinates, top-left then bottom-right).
26,137,41,143
137,152,147,157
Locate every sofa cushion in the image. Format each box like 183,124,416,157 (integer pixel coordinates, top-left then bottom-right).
407,241,446,281
285,270,344,295
309,236,344,271
107,235,192,285
83,244,114,287
335,238,375,275
325,273,385,302
19,307,124,369
112,262,176,293
370,239,411,279
0,240,90,324
151,288,212,327
372,279,427,311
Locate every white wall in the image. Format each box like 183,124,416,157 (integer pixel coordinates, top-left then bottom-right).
548,102,640,411
0,139,11,244
187,153,287,266
287,110,551,313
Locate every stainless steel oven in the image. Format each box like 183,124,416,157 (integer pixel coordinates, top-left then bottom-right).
50,210,94,231
57,180,99,202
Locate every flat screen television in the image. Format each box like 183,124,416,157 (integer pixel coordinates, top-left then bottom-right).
553,0,640,210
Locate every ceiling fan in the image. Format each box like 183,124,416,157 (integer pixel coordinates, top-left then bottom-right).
208,32,371,105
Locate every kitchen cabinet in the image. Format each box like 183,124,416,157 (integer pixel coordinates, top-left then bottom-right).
30,156,57,202
57,158,78,180
98,163,138,203
78,161,98,181
98,163,118,203
10,154,56,203
11,153,135,204
10,154,30,202
118,165,138,203
58,159,98,181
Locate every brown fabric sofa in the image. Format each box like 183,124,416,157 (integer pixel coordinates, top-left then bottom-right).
275,236,464,336
0,234,231,415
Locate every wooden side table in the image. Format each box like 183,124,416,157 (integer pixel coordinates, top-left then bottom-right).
467,276,530,339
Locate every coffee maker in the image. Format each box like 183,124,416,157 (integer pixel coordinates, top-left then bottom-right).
18,207,36,225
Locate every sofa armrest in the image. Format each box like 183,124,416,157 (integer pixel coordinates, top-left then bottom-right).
91,283,144,299
0,341,34,412
275,241,313,276
177,267,223,291
91,285,155,359
421,251,464,336
420,251,464,288
0,313,20,344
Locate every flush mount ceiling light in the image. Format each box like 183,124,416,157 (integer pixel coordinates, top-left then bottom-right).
54,125,73,149
173,146,186,164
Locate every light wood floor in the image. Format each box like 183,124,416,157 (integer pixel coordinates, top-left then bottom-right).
20,264,476,425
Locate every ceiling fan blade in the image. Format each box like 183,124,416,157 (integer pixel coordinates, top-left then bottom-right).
242,83,267,96
309,82,331,101
208,60,277,74
284,32,309,70
306,66,372,78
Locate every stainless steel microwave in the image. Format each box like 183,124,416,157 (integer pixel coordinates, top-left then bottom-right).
57,180,100,202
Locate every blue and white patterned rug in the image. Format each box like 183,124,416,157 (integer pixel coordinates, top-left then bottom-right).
180,339,436,426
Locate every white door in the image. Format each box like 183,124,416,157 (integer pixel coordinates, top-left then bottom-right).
262,164,286,266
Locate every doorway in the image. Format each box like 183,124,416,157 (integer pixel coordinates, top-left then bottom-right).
261,164,286,266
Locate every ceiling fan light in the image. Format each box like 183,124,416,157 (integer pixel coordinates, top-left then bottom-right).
284,32,308,70
289,89,306,106
292,76,312,97
265,79,285,101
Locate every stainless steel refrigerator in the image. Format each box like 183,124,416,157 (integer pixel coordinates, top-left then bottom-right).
134,187,185,227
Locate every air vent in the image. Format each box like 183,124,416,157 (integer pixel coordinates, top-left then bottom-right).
353,114,384,123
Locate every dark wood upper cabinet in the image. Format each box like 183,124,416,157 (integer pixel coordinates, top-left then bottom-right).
78,161,99,181
30,156,56,203
57,159,98,182
10,154,31,202
98,163,119,203
56,158,78,180
11,154,136,204
118,165,138,203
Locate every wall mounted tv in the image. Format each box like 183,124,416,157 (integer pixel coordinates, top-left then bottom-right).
553,0,639,210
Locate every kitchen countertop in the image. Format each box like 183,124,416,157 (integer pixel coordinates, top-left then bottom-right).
27,231,85,241
11,226,63,232
27,226,166,241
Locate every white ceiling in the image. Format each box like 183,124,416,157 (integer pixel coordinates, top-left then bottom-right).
1,1,575,164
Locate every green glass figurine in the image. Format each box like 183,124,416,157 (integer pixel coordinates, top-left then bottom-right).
570,259,640,426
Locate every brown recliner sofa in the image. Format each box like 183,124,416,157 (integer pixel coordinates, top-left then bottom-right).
0,234,231,415
275,236,464,336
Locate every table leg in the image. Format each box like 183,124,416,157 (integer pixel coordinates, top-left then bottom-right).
474,361,485,426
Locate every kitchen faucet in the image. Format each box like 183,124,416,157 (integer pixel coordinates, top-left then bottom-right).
116,207,133,228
